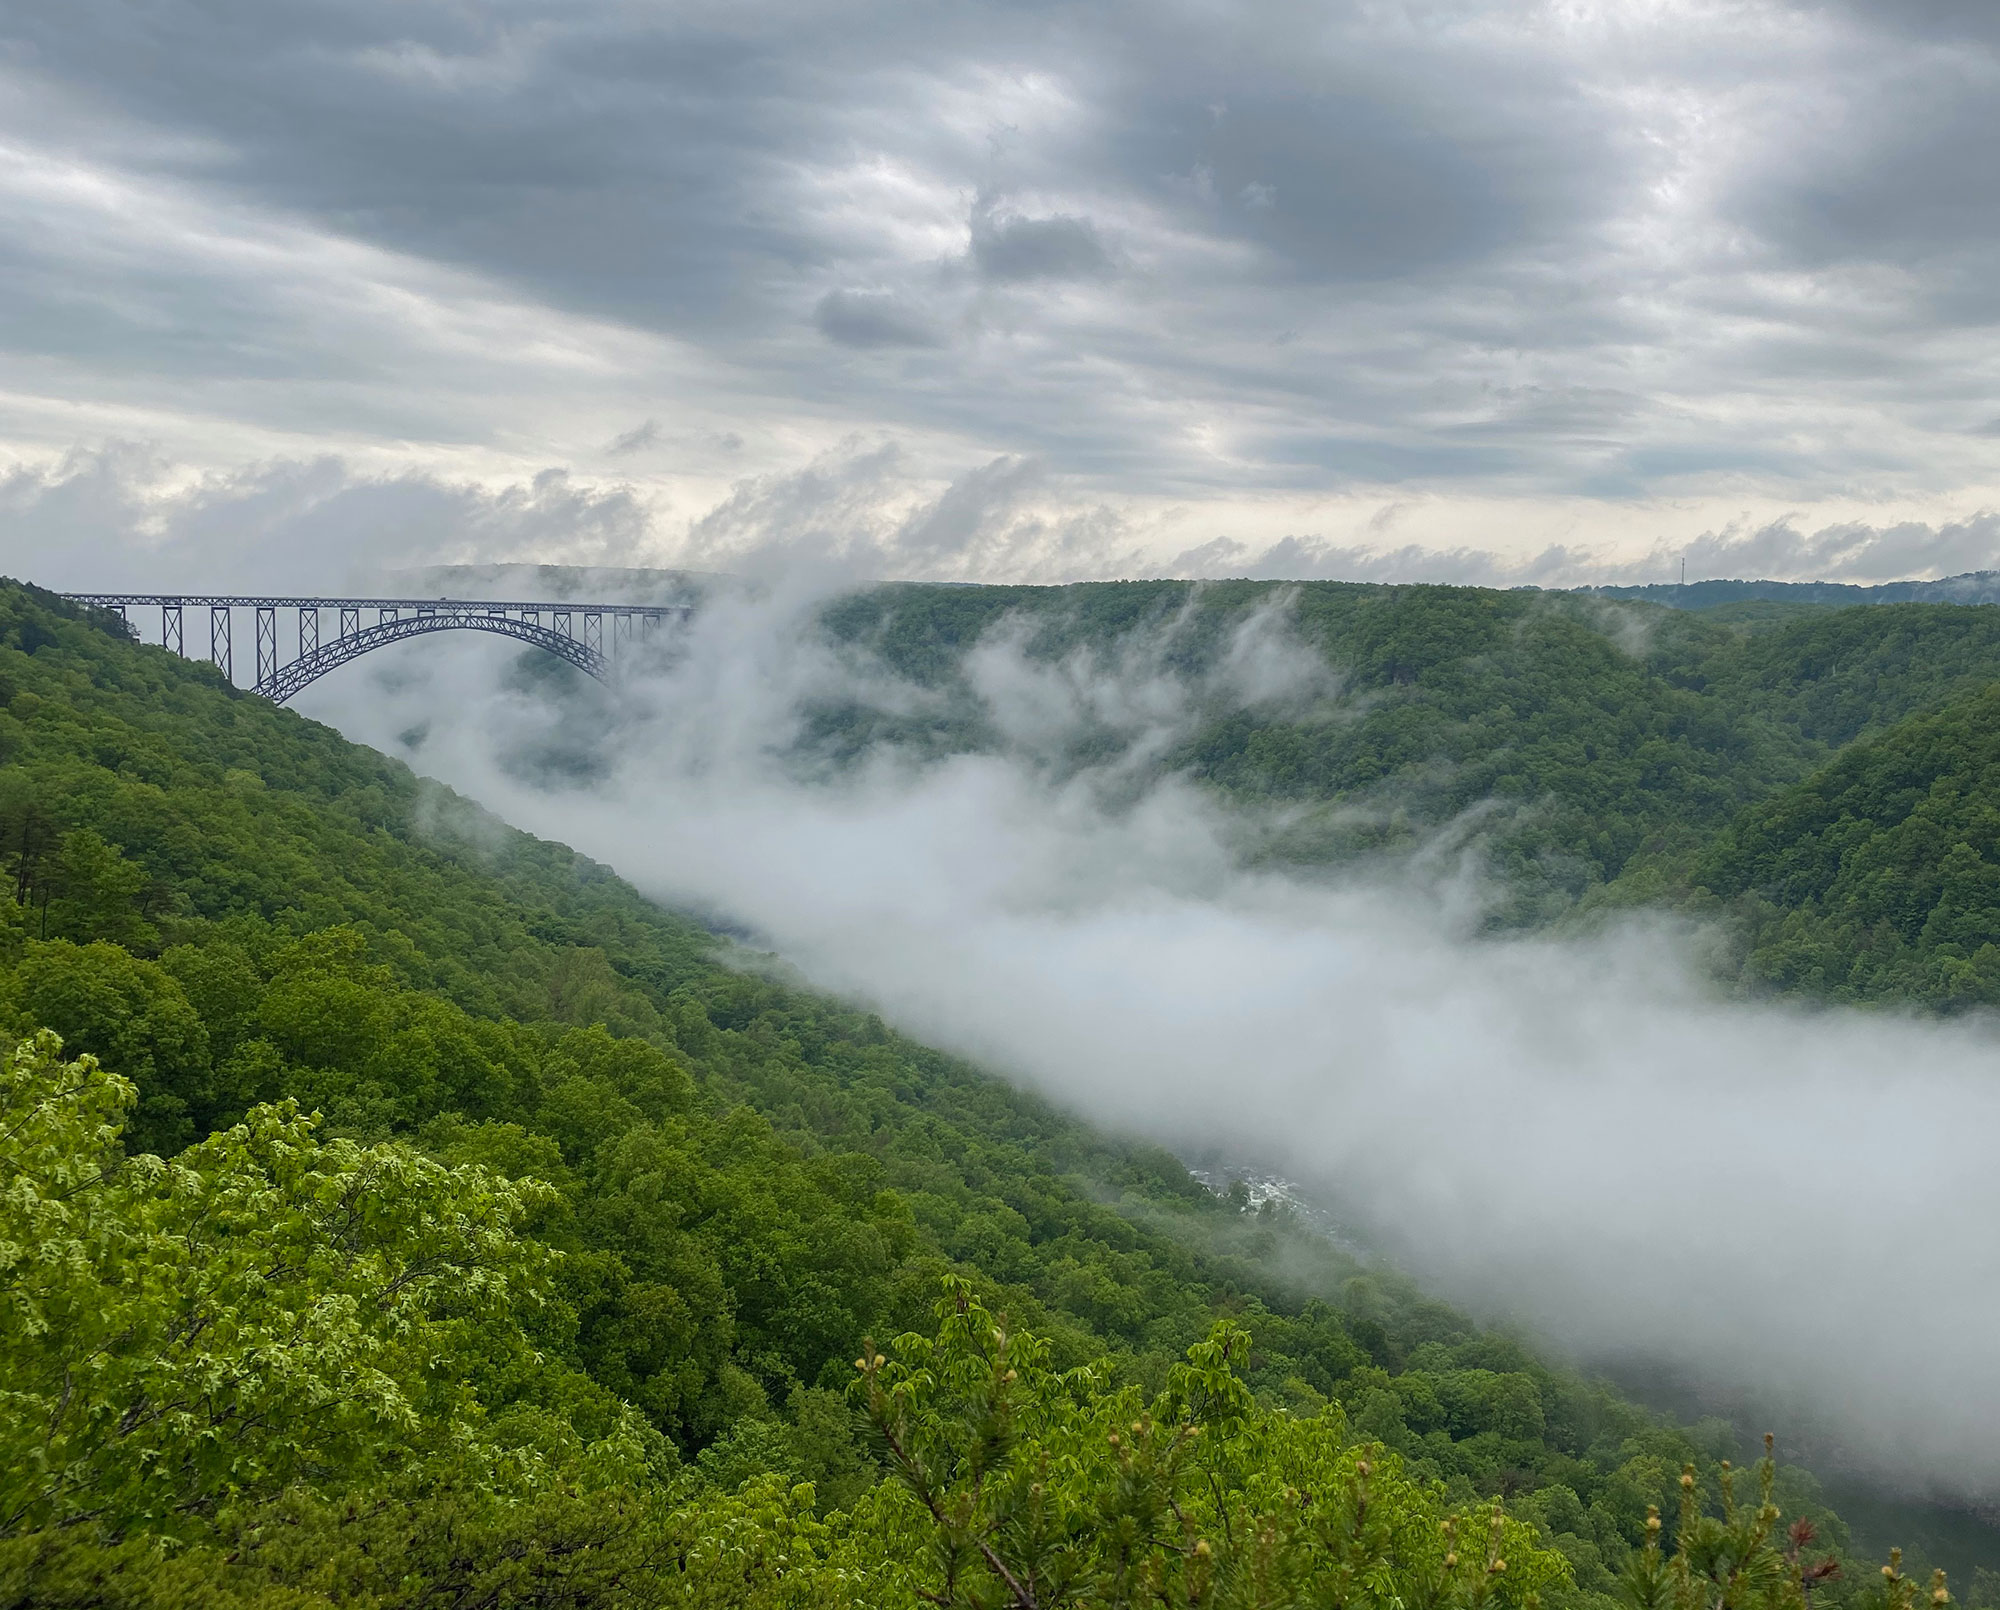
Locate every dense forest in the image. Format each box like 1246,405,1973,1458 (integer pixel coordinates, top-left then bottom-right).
1,577,1992,1607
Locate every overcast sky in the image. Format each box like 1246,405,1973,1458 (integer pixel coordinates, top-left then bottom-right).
5,0,2000,585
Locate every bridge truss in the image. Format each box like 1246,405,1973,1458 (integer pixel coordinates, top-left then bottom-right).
61,595,690,704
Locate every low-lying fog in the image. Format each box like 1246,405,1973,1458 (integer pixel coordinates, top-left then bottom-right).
296,580,2000,1503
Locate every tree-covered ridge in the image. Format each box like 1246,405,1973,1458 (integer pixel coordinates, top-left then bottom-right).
0,580,1963,1601
1663,683,2000,1006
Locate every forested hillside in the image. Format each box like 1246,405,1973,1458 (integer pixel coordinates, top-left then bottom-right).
0,580,1978,1606
812,581,2000,928
1669,684,2000,1005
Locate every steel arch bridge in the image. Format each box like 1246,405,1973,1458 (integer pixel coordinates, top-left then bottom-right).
61,594,690,704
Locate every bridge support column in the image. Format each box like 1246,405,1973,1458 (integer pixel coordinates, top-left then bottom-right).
209,606,232,680
162,602,183,655
256,607,278,688
584,611,603,656
339,606,359,640
300,606,319,658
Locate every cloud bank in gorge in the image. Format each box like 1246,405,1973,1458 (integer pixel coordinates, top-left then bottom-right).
291,584,2000,1501
6,0,2000,568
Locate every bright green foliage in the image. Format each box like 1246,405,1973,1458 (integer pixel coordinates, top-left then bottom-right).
0,1477,847,1609
851,1279,1569,1610
1618,1444,1867,1610
0,1030,635,1539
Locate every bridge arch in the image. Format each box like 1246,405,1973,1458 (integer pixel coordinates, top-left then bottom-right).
259,612,609,703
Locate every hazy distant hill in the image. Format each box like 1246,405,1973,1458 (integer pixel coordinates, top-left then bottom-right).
1582,572,2000,620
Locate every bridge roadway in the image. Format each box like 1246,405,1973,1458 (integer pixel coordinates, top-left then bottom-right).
61,593,690,704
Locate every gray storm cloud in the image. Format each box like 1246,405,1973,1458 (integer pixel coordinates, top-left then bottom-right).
7,0,2000,524
292,582,2000,1502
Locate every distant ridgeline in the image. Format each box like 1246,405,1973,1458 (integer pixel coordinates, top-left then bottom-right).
3,578,1997,1602
1580,571,2000,621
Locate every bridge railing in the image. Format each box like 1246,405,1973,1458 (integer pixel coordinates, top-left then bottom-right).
61,594,691,703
